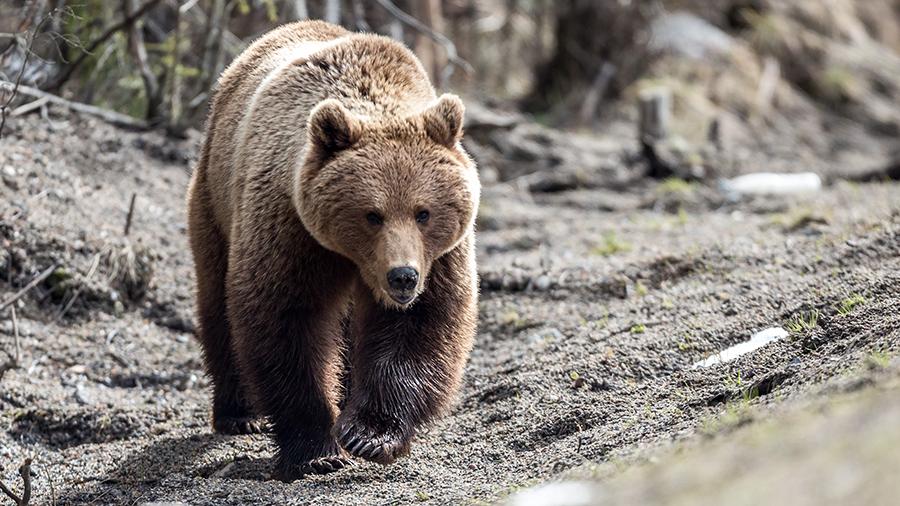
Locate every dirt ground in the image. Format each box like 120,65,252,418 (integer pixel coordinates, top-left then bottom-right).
0,102,898,506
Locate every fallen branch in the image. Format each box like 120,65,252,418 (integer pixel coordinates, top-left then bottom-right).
0,81,149,130
47,0,163,91
10,96,49,116
0,457,32,506
372,0,473,86
0,264,59,312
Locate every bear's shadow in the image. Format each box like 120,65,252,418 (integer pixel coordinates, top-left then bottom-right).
58,430,391,502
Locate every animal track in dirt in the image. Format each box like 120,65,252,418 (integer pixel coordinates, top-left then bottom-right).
510,409,597,452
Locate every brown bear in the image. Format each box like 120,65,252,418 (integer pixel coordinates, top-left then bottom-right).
186,20,479,480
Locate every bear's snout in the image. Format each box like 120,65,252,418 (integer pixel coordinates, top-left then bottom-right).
387,266,419,303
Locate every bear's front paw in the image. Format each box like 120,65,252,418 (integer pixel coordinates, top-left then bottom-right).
334,416,412,465
276,453,353,481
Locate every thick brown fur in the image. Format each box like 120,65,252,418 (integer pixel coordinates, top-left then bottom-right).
186,21,479,480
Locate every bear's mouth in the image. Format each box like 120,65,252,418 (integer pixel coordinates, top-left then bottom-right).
389,292,416,305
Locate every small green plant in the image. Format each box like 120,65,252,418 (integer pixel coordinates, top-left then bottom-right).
786,310,819,335
837,293,866,316
724,371,744,390
865,351,890,370
634,281,648,297
415,490,431,502
676,334,695,352
592,232,632,257
630,323,646,334
701,398,753,435
820,65,858,102
657,177,693,195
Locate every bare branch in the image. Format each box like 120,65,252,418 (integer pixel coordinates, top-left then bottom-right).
46,0,163,91
372,0,473,86
0,80,150,129
0,8,55,140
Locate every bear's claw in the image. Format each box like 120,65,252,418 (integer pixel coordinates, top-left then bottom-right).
301,456,353,475
335,420,410,465
278,455,352,481
213,416,267,435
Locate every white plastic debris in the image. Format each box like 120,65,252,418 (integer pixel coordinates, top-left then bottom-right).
720,172,822,196
651,12,734,59
692,327,788,369
508,481,601,506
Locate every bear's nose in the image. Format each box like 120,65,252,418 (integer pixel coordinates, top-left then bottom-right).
387,266,419,291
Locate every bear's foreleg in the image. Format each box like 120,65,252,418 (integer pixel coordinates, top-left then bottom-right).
226,220,354,480
336,240,477,465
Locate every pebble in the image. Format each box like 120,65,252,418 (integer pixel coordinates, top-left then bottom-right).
533,275,551,291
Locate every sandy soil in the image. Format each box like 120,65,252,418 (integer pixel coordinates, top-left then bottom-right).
0,107,898,505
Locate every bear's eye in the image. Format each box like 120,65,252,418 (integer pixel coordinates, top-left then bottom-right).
416,210,430,224
366,212,383,226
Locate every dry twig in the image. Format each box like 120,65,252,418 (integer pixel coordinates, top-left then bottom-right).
0,457,32,506
0,264,59,312
372,0,473,86
124,193,137,236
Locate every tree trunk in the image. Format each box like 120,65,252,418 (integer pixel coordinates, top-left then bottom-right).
286,0,308,20
324,0,341,25
412,0,445,84
123,0,163,123
201,0,227,93
524,0,659,122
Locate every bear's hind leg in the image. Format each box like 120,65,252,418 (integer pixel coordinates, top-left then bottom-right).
188,185,264,435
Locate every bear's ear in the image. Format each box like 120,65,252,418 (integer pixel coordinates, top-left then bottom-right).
307,99,362,157
423,94,465,148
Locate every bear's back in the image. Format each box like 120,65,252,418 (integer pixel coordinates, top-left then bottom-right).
202,22,436,236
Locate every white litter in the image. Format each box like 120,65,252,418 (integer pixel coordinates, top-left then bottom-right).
692,327,788,369
720,172,822,196
508,481,601,506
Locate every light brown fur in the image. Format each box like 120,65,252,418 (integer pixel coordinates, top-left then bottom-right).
186,21,479,479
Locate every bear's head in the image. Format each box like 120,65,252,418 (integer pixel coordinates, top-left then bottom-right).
294,94,479,309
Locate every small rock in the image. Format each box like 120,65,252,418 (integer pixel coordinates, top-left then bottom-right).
533,275,551,291
2,174,20,190
74,385,93,405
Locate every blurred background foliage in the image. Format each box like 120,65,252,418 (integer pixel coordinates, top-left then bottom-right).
1,0,899,138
